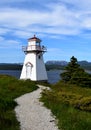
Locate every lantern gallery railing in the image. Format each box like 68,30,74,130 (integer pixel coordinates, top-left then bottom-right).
22,45,47,52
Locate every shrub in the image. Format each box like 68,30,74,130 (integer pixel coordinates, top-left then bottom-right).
41,80,91,130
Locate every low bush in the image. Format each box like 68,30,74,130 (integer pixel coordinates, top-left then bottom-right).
41,82,91,130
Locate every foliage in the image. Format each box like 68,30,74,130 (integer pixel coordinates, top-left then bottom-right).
41,57,91,129
0,64,22,70
41,81,91,130
0,75,38,130
60,56,91,87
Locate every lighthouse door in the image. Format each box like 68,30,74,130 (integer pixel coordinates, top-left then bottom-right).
26,62,32,79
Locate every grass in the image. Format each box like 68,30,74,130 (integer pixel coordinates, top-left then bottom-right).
40,81,91,130
0,74,38,130
1,74,91,130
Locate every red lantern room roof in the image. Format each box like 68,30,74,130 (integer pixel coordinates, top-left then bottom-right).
28,35,41,43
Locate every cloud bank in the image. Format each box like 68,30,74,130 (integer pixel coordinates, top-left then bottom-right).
0,0,91,62
0,0,91,39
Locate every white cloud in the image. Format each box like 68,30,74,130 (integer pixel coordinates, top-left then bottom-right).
0,6,80,36
0,28,10,35
0,36,4,41
0,0,27,5
0,1,91,39
13,30,32,39
0,36,21,49
60,0,91,10
0,0,91,62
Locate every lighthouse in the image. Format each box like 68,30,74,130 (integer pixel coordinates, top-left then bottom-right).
20,35,48,81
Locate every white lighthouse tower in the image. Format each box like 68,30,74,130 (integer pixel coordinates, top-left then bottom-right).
20,35,48,81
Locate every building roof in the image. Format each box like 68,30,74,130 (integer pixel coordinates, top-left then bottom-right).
28,35,41,43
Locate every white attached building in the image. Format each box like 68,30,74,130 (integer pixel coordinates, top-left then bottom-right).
20,35,48,81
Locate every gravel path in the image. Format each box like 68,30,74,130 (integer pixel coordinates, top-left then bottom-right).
15,85,59,130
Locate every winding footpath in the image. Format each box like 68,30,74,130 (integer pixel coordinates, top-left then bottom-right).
15,85,59,130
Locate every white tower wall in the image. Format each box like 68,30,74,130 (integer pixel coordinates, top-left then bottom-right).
20,53,37,80
36,54,47,80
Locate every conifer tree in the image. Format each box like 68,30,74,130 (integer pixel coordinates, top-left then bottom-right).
61,56,91,87
61,56,84,82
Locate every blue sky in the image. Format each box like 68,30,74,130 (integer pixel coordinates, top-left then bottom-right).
0,0,91,63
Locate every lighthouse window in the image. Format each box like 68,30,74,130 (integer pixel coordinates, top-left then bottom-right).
38,55,41,59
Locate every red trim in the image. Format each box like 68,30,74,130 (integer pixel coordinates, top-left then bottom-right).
28,35,41,42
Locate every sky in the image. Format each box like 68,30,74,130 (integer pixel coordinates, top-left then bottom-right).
0,0,91,63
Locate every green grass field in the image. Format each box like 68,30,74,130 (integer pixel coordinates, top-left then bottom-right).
41,81,91,130
0,75,38,130
1,73,91,130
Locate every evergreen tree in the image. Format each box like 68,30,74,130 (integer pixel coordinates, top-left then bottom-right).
60,56,91,88
61,56,83,82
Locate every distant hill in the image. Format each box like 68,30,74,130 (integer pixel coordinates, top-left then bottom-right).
0,63,22,70
0,60,91,70
78,61,91,70
45,61,68,70
78,61,91,66
46,60,91,70
46,60,68,66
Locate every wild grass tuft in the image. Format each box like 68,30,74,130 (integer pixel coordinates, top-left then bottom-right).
40,81,91,130
0,75,38,130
